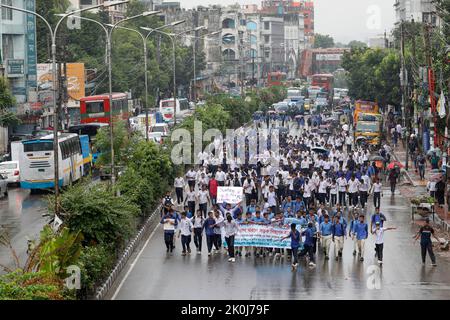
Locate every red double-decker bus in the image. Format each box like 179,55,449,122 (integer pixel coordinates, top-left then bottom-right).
80,93,129,124
267,71,287,87
311,74,334,93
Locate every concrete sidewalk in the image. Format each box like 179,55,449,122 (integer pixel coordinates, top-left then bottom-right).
390,142,450,232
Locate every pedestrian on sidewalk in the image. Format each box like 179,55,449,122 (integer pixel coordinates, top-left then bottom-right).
281,223,302,270
426,179,437,199
435,177,445,207
417,153,426,180
372,221,396,265
430,152,439,170
178,211,193,256
387,168,399,195
413,218,439,266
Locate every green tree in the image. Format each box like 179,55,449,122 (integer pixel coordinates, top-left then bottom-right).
58,182,139,246
348,40,368,49
313,34,335,48
0,77,20,126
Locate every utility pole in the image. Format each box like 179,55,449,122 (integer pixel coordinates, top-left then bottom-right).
400,21,410,170
423,23,437,148
155,34,161,109
411,19,418,149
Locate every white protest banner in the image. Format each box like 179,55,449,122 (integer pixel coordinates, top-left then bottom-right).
217,186,243,204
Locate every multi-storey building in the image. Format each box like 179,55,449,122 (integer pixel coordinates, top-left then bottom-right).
0,1,38,110
394,0,442,26
159,2,309,92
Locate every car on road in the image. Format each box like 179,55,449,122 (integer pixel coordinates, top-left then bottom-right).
0,161,20,185
149,132,164,144
150,123,169,137
0,174,8,197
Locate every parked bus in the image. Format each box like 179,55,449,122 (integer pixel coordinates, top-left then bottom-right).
18,133,90,189
80,93,129,124
68,123,108,164
267,72,287,87
159,98,190,123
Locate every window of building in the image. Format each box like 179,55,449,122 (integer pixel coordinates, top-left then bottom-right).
264,21,270,30
222,33,235,45
80,0,94,5
222,18,235,29
222,49,236,61
264,35,270,43
2,34,14,59
265,51,270,58
250,34,257,44
1,0,13,21
247,21,257,31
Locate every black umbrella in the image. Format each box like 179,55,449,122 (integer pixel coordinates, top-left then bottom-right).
369,155,385,161
312,147,329,154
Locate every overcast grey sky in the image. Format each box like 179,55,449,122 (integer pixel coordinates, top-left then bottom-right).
178,0,396,43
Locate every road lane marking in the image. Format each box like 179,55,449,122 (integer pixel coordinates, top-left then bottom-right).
111,222,161,300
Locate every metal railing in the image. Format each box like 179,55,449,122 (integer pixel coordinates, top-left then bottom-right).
94,203,162,300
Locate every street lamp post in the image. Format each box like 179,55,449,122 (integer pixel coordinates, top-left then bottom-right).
1,1,128,215
106,10,160,185
141,26,204,125
181,31,220,102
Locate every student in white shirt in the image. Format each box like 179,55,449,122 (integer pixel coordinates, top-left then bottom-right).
197,185,210,218
371,221,396,265
371,177,383,208
174,176,185,205
177,212,193,255
191,210,204,254
358,177,370,209
347,175,361,208
329,178,338,206
337,176,348,206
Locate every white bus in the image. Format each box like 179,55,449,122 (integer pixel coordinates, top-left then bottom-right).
159,98,190,123
18,133,85,189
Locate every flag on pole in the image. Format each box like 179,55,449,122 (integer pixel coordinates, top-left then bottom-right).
438,91,446,119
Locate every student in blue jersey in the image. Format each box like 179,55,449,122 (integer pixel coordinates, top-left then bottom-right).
299,222,317,267
218,202,241,219
203,211,216,256
284,206,295,218
184,205,193,219
247,198,257,215
319,215,333,260
332,215,347,261
349,211,360,256
160,208,179,254
292,195,305,214
191,210,204,254
281,223,302,270
370,207,387,232
353,214,369,261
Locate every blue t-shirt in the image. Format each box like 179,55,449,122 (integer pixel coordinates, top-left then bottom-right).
303,228,315,246
290,230,301,249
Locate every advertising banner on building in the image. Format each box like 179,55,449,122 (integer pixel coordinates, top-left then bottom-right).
26,0,37,88
37,63,85,105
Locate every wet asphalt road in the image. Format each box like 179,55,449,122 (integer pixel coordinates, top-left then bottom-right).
111,187,450,300
0,188,48,272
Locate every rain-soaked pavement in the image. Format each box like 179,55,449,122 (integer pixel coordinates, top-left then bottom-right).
110,187,450,300
0,188,48,272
